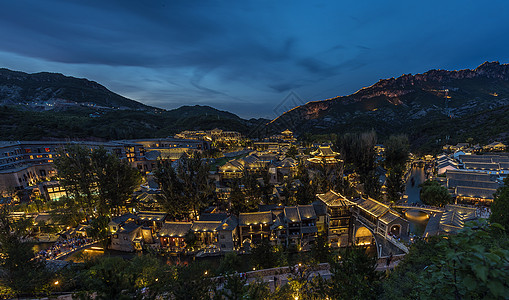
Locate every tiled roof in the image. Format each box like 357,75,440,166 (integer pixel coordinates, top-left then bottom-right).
446,170,491,182
317,190,355,207
447,179,499,190
137,211,167,222
354,197,389,217
118,222,141,234
310,146,339,157
464,162,500,171
158,222,192,237
455,186,497,199
199,213,228,222
110,213,137,225
219,216,238,231
312,201,327,216
239,211,273,226
379,211,400,225
191,221,222,232
298,205,317,220
284,207,300,222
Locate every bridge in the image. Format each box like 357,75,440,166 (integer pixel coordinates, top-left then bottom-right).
393,203,444,213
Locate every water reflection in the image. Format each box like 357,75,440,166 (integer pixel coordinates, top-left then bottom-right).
404,167,430,236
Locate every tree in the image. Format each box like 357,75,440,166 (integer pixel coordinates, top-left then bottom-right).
250,239,286,269
338,130,379,198
384,135,409,202
420,180,453,207
54,144,96,220
0,209,49,297
154,159,187,220
327,247,382,299
384,134,409,171
386,169,405,203
310,233,330,263
229,183,256,216
55,145,142,218
86,215,110,248
91,147,141,215
382,221,509,300
286,145,299,159
154,152,213,220
491,177,509,229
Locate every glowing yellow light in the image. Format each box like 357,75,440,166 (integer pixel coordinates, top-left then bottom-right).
54,280,59,285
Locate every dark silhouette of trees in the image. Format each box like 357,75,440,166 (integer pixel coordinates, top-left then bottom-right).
491,177,509,229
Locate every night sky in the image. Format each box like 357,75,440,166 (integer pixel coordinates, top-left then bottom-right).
1,0,509,118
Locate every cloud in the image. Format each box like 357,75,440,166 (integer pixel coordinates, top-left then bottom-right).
1,0,509,118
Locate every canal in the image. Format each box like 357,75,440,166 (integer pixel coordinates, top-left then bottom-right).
404,166,429,236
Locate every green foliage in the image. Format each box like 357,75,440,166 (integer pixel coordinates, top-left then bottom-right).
54,145,141,218
91,147,142,215
491,177,509,229
154,152,214,219
0,209,49,298
286,145,299,159
86,215,110,248
327,247,382,300
383,221,509,300
310,233,331,263
250,239,287,269
384,134,409,170
217,252,243,275
384,134,409,202
385,168,405,202
419,180,453,207
229,183,257,216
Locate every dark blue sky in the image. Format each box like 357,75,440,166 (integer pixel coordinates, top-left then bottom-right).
1,0,508,118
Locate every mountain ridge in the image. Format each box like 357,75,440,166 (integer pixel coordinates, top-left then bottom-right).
0,68,154,110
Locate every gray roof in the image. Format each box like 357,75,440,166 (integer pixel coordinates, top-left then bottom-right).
199,213,228,222
312,201,327,216
284,207,300,222
447,179,500,190
455,186,497,199
191,221,222,232
379,211,401,225
219,216,238,231
137,211,167,222
464,162,500,171
354,197,390,218
239,211,273,226
118,222,141,234
110,213,137,225
446,170,491,182
317,190,354,207
158,222,192,237
298,205,317,220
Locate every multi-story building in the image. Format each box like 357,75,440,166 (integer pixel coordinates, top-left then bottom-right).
238,211,273,247
0,140,146,191
316,190,355,247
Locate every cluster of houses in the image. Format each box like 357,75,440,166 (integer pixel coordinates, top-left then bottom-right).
442,141,507,153
0,138,211,194
423,204,486,237
435,151,509,204
107,190,409,255
174,128,243,143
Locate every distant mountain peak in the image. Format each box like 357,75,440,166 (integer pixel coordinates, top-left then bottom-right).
0,68,154,110
267,61,509,144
